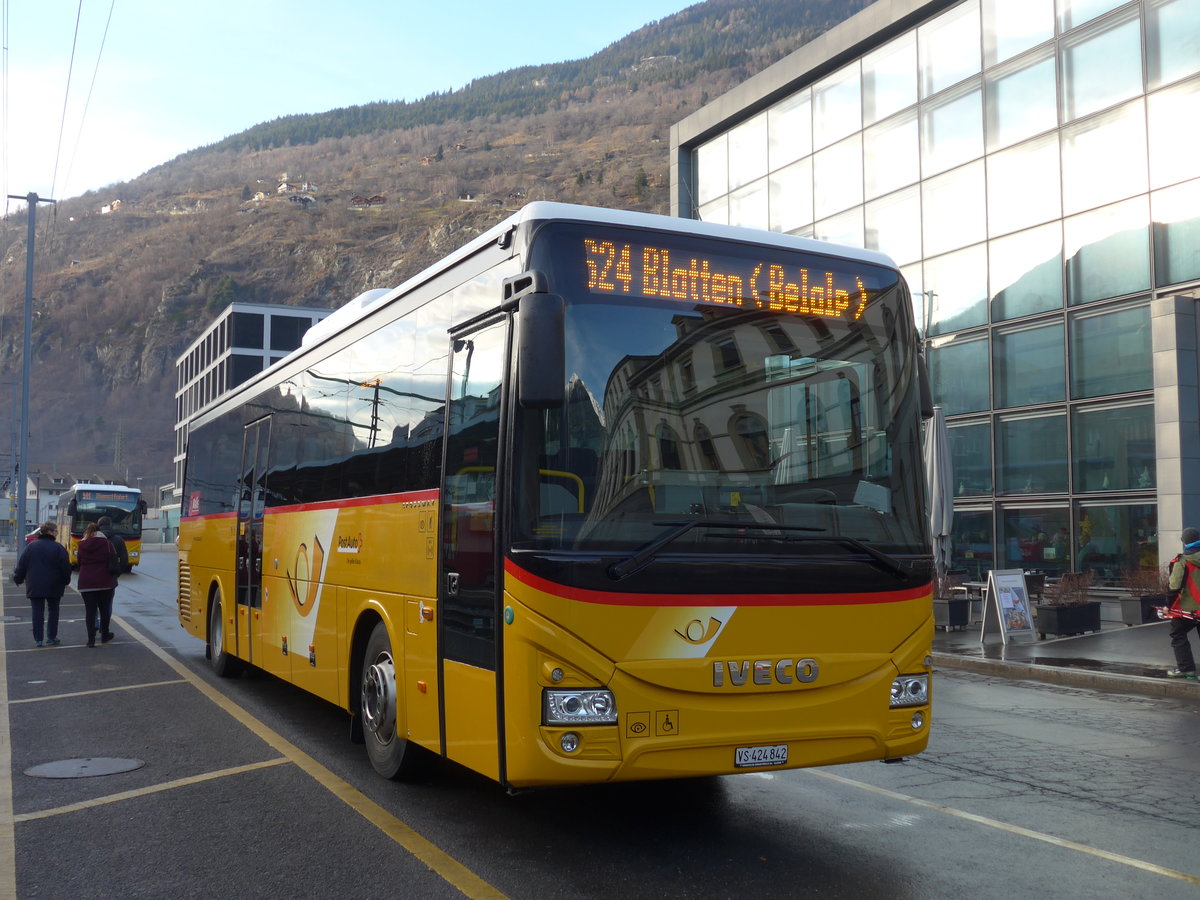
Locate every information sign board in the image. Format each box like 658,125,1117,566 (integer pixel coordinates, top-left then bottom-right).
980,569,1036,644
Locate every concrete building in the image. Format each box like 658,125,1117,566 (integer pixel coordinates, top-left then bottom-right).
672,0,1200,581
173,302,332,495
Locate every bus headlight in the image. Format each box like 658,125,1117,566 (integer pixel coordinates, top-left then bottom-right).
543,688,617,725
890,674,929,708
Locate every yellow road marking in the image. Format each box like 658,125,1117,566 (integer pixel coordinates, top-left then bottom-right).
14,759,290,822
9,679,186,704
811,768,1200,886
112,614,509,900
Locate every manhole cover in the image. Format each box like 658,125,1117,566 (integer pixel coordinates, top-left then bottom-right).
25,758,145,778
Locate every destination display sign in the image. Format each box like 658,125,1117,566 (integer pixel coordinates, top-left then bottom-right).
581,236,886,321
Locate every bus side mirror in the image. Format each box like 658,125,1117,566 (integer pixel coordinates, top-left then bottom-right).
518,293,564,409
138,500,148,514
67,500,76,516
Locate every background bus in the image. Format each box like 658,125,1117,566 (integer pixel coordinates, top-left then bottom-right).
178,202,933,789
56,483,147,570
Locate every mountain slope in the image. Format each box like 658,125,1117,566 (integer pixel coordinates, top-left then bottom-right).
0,0,866,485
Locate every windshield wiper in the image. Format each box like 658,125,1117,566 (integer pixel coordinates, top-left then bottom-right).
606,520,906,581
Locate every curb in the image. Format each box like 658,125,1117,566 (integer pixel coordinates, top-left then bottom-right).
933,653,1200,703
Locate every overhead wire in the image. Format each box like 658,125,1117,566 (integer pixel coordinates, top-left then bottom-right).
60,0,117,202
48,0,85,203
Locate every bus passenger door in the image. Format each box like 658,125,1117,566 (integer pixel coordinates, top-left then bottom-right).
236,416,270,665
439,318,507,781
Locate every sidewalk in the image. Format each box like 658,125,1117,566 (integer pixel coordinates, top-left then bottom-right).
932,615,1200,701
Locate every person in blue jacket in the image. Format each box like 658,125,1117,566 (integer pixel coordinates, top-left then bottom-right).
12,521,72,647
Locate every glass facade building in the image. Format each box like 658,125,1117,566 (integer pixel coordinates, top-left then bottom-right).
173,302,331,496
672,0,1200,581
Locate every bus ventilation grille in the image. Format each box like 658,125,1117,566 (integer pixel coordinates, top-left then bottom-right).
177,559,192,622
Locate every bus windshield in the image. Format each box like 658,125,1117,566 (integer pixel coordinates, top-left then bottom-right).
514,224,927,562
69,489,143,538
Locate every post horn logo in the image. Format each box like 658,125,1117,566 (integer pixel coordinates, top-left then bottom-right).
675,616,723,644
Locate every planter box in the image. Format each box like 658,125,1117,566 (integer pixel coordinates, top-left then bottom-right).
1034,601,1102,639
933,597,970,631
1121,595,1164,626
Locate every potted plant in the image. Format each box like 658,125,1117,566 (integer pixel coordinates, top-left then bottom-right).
932,571,969,631
1119,564,1168,626
1035,572,1102,639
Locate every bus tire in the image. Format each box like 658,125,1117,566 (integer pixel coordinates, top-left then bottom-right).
361,621,421,779
208,591,243,678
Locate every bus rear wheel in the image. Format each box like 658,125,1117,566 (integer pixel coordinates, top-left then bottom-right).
361,621,422,779
208,592,243,678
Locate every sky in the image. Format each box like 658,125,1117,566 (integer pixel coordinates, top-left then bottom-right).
1,0,697,211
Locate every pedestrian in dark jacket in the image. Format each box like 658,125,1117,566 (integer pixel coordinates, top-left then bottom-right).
97,515,128,572
12,521,71,647
76,521,118,647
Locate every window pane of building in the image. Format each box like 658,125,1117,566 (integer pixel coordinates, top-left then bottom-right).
1073,403,1156,492
866,186,922,265
1075,502,1158,579
982,0,1054,66
231,312,264,348
923,161,985,256
695,136,728,206
728,178,768,229
863,32,917,125
949,420,993,496
864,110,919,199
767,90,812,171
1070,302,1153,397
698,197,729,225
987,133,1061,236
1147,76,1200,189
813,64,862,150
996,411,1068,493
1065,196,1151,305
919,0,982,98
929,334,990,414
989,222,1064,321
1061,100,1147,216
994,320,1065,408
951,507,994,579
813,207,864,248
1061,11,1143,122
813,134,863,219
925,244,988,336
768,157,813,234
269,315,309,352
1153,178,1200,286
985,47,1057,152
1000,505,1071,574
728,113,768,191
921,80,983,176
1147,0,1200,89
1059,0,1126,31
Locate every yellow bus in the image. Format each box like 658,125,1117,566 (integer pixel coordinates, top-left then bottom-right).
178,203,933,789
57,483,146,570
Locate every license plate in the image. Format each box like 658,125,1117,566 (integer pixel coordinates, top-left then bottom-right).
735,744,788,768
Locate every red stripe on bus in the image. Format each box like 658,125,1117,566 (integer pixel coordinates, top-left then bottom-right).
504,558,930,607
181,488,439,521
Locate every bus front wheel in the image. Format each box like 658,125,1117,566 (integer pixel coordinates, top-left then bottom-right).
208,592,243,678
361,621,421,779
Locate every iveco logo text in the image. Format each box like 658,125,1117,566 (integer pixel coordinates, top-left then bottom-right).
712,658,819,687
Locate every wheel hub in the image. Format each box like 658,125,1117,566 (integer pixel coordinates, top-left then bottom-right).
362,653,397,738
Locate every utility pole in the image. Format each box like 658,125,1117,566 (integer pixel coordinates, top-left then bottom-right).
8,192,56,545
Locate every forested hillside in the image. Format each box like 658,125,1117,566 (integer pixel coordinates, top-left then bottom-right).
0,0,865,484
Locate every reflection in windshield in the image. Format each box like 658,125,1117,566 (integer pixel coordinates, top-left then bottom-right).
513,293,927,557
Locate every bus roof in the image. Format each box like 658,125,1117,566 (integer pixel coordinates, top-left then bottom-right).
300,202,898,355
67,483,140,494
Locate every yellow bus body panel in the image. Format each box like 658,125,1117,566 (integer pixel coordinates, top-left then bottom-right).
500,568,932,788
442,660,500,781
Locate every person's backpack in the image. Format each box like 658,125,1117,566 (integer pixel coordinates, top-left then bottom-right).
107,545,122,576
